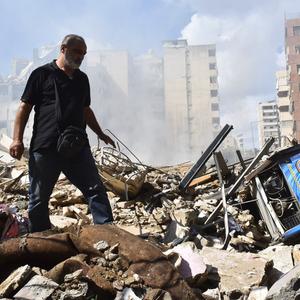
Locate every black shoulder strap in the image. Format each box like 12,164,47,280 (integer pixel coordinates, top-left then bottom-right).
53,78,63,132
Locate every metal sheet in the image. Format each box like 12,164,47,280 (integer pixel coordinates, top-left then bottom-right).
179,124,233,190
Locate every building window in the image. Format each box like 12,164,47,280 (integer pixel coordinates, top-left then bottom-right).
279,105,289,112
297,65,300,75
209,63,216,70
263,112,275,116
208,49,216,56
296,45,300,54
210,90,218,97
293,26,300,36
211,103,219,111
263,105,275,110
210,76,217,83
263,118,277,123
277,90,288,97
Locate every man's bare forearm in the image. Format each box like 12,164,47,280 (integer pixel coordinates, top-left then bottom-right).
13,101,32,142
84,106,105,138
84,106,115,147
9,101,32,159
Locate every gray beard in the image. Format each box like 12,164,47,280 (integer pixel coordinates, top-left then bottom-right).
65,54,81,69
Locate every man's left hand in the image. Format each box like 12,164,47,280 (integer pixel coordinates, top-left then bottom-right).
100,134,116,148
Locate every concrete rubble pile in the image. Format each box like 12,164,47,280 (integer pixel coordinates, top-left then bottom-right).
1,130,300,299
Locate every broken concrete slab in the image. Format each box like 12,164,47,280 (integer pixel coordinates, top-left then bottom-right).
259,244,294,285
164,242,207,280
266,263,300,299
200,247,272,297
0,265,32,298
13,275,58,300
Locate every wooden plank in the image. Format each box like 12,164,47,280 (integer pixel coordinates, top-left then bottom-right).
188,173,216,187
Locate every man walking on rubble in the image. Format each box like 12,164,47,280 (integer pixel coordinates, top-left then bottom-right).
9,34,115,232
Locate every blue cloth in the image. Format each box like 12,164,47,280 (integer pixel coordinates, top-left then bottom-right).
28,146,113,232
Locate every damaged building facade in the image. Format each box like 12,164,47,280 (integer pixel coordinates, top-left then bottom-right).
257,100,280,150
255,15,300,150
284,15,300,141
276,69,293,146
163,40,220,162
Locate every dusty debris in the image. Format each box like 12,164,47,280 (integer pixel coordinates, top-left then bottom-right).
0,225,200,300
2,128,300,299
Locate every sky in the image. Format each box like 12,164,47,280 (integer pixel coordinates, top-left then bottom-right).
1,0,300,151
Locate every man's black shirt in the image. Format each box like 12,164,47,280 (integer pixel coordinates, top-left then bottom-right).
21,60,91,151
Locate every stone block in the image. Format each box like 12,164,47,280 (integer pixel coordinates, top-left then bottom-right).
14,275,58,300
0,265,32,298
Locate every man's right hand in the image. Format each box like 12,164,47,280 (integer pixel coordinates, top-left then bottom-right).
9,140,24,160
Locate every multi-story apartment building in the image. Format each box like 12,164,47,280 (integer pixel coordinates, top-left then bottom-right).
257,100,280,150
163,40,220,161
285,16,300,141
276,70,293,146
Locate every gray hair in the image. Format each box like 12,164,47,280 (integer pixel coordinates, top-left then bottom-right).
61,34,86,48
